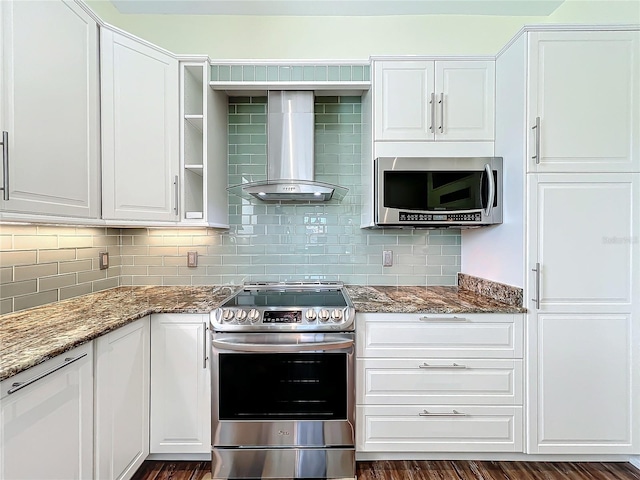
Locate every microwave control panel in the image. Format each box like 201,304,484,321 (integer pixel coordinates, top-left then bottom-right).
399,212,482,222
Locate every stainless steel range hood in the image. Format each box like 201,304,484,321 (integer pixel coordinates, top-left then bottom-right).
228,91,348,203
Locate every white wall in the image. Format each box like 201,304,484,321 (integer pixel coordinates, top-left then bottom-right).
86,0,640,59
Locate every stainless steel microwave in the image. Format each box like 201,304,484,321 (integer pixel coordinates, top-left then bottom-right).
374,156,503,228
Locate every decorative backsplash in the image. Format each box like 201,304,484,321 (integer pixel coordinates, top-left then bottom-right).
211,64,370,83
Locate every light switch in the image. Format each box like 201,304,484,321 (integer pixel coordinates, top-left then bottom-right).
99,252,109,270
187,251,198,267
382,250,393,267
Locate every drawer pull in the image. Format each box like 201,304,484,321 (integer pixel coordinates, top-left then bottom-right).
7,354,87,394
418,362,467,369
418,316,468,322
419,409,467,417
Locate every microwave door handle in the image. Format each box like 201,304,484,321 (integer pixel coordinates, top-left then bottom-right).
483,163,495,217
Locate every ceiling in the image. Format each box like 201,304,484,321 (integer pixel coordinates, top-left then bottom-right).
109,0,566,16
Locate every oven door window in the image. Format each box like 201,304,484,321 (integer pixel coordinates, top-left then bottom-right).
218,352,347,421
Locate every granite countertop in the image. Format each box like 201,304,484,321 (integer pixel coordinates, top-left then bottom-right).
345,285,525,314
0,285,237,381
0,277,524,382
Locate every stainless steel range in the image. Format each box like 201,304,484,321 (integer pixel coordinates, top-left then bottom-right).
210,282,356,480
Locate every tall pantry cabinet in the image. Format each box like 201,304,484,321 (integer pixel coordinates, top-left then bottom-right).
462,26,640,455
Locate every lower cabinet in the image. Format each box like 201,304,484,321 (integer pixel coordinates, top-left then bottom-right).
150,313,211,454
95,316,150,480
0,343,94,479
356,313,524,454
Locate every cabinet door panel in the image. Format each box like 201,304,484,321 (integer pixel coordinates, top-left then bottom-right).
528,31,640,172
101,29,179,222
0,0,99,218
95,318,150,480
529,174,638,310
374,61,434,141
150,314,210,454
532,313,636,453
435,61,495,141
0,343,93,479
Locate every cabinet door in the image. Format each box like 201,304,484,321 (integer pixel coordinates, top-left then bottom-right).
528,174,639,312
528,31,640,173
150,314,211,454
374,61,435,141
529,313,637,454
435,61,495,141
101,28,179,222
0,0,100,218
95,317,150,480
0,343,93,479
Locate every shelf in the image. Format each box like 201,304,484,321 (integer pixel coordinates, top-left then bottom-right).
184,114,204,132
185,164,204,176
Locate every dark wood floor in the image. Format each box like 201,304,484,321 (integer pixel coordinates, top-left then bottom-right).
131,460,640,480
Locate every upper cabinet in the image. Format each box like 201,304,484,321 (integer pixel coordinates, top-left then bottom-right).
0,0,100,220
373,60,495,145
527,31,640,173
101,28,180,223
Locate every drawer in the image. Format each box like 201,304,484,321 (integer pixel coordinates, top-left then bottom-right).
357,405,523,453
357,313,523,358
357,358,523,405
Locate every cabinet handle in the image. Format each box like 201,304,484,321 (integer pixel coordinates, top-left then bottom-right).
202,321,209,369
438,93,444,133
531,117,541,164
419,362,467,369
418,316,468,322
7,354,87,395
173,175,179,215
531,262,541,310
429,93,435,133
1,131,9,201
419,409,467,417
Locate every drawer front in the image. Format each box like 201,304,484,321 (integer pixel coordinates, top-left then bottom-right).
357,405,523,453
357,314,523,358
357,358,523,405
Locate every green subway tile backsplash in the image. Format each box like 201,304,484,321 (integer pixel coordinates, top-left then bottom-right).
223,95,461,285
211,63,371,83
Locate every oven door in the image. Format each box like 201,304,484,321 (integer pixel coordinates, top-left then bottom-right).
211,332,355,449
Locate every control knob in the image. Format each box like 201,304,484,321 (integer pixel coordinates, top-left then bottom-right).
222,309,235,322
305,309,317,322
247,308,260,324
235,309,248,322
331,309,343,322
318,309,330,323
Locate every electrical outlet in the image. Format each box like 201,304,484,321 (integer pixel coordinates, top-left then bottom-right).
382,250,393,267
99,252,109,270
187,251,198,267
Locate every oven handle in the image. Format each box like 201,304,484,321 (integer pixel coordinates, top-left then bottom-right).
211,338,354,353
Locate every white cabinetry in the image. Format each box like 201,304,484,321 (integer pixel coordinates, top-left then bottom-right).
95,317,150,480
180,61,228,228
527,173,639,454
150,313,211,454
0,343,94,479
462,27,640,455
101,28,179,223
356,313,524,456
528,31,639,173
372,59,495,157
0,0,100,220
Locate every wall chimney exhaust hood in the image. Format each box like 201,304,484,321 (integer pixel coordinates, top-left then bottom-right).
227,91,348,203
